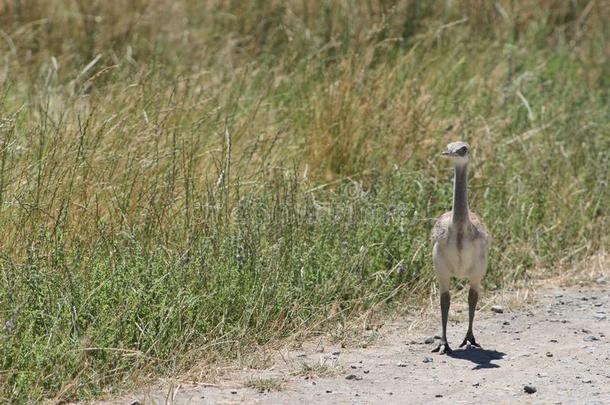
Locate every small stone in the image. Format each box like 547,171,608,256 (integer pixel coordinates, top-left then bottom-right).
424,336,435,344
524,385,537,394
231,390,237,395
435,394,443,398
434,335,441,339
326,389,332,393
583,379,592,384
550,339,558,343
397,362,408,367
3,319,14,333
546,352,553,357
584,335,599,342
345,374,362,381
503,321,510,326
363,370,370,374
491,305,504,313
423,357,433,363
593,313,607,320
582,328,592,333
350,365,357,369
332,351,341,355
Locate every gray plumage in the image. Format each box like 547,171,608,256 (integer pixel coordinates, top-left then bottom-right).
431,141,490,354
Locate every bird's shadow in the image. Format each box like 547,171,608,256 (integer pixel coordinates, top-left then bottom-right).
449,347,506,370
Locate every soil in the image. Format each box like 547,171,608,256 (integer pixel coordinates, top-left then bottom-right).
102,281,610,405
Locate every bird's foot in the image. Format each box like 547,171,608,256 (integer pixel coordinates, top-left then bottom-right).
432,342,453,354
459,333,481,349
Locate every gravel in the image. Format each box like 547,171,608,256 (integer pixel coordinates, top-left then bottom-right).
524,385,537,394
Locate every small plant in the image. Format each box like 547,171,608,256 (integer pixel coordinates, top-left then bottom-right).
245,377,284,393
292,362,344,380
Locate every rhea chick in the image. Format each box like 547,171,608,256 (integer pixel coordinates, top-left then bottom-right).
431,141,490,354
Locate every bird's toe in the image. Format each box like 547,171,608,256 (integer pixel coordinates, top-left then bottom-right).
459,335,481,349
432,342,453,354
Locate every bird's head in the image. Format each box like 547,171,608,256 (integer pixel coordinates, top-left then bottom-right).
441,141,470,166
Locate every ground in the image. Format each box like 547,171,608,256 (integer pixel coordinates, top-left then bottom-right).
98,277,610,405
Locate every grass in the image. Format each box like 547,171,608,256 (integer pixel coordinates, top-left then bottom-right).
245,377,284,393
0,0,608,402
292,361,344,380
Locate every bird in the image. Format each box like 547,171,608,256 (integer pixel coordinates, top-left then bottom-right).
430,141,490,354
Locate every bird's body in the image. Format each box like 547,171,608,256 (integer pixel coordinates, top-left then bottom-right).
432,211,489,279
431,141,490,354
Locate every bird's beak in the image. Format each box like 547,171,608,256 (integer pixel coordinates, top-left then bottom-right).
441,150,452,156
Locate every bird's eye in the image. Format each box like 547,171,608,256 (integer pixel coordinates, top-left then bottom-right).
457,146,468,156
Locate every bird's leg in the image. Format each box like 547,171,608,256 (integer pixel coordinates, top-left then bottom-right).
460,287,481,348
432,291,452,354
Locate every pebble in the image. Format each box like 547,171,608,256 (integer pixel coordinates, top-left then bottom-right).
3,319,14,333
397,362,408,367
423,357,433,363
584,335,599,342
231,390,237,395
345,374,362,381
546,352,553,357
424,336,436,344
491,305,504,313
503,321,510,325
524,385,537,394
435,394,443,398
326,389,332,393
593,313,607,320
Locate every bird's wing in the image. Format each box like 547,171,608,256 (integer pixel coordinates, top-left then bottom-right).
469,212,491,244
431,211,452,243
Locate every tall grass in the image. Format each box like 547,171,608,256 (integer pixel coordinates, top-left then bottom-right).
0,0,608,401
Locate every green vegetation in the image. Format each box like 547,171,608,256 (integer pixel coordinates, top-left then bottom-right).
0,0,607,401
245,377,284,393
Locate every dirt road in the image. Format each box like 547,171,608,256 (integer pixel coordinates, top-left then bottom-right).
112,281,610,404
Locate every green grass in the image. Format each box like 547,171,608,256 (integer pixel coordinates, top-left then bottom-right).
0,0,608,401
245,377,284,393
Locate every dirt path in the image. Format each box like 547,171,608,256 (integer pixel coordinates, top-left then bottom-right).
110,281,610,405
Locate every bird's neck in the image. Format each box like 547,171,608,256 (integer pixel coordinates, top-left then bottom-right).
452,163,470,226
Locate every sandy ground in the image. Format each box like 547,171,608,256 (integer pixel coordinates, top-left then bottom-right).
103,279,610,405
